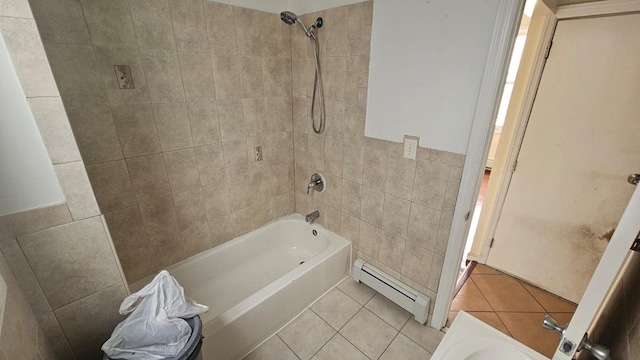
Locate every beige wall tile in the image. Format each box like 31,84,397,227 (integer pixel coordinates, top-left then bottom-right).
178,51,216,101
0,17,59,97
80,0,137,48
292,58,313,99
140,49,186,102
316,173,342,209
155,243,185,269
343,102,365,145
324,101,345,140
86,160,137,212
54,161,100,221
270,191,294,219
38,311,75,360
0,0,32,18
163,148,200,193
341,180,361,217
233,7,261,57
385,155,416,201
0,293,36,360
292,97,310,134
66,106,124,164
359,220,381,259
347,1,373,57
430,149,465,167
363,148,388,192
0,240,51,317
250,168,271,205
169,0,208,51
294,133,310,167
54,283,126,360
402,242,433,287
217,100,246,141
263,57,291,98
260,12,290,58
360,186,384,227
269,131,294,163
126,153,171,203
173,187,207,232
435,212,453,256
323,205,341,233
266,98,293,133
227,172,251,212
152,102,194,151
407,202,441,250
243,98,267,135
187,102,220,146
211,56,241,100
29,0,90,45
382,194,410,239
45,43,109,107
379,232,406,272
208,214,234,247
18,216,122,309
270,163,295,197
129,0,176,50
343,143,364,184
104,205,148,252
93,46,151,105
443,166,463,215
203,184,231,222
27,97,82,164
238,56,264,99
222,139,249,175
115,244,157,284
138,195,180,248
324,6,348,57
413,160,450,211
429,253,445,292
308,135,325,170
112,104,162,158
204,2,237,56
195,143,225,187
323,138,344,177
0,203,72,242
231,207,255,236
323,57,347,102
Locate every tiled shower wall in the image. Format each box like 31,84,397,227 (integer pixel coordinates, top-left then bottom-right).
29,0,295,283
1,1,129,359
291,2,465,319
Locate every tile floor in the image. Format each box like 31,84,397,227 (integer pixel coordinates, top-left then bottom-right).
448,264,578,358
244,278,444,360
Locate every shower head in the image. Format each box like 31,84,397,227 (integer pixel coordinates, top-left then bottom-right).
280,11,298,25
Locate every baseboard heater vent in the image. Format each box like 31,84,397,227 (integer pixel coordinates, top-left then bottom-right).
353,259,430,324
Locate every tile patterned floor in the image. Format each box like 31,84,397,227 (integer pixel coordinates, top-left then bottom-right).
244,278,444,360
447,264,578,358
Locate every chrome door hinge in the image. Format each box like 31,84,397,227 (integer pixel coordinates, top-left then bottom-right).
545,40,553,59
489,238,495,248
512,160,518,173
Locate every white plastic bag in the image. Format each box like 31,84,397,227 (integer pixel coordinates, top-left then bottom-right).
102,271,209,359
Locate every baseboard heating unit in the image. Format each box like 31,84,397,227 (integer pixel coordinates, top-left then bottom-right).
353,259,430,324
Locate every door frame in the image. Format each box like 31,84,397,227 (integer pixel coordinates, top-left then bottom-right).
432,0,640,330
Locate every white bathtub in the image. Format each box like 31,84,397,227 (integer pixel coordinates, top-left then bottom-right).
131,214,351,360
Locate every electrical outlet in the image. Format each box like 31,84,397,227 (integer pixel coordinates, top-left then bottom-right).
254,146,263,161
403,136,419,159
114,65,134,89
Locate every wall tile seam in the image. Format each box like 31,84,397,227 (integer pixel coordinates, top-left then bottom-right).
0,203,74,245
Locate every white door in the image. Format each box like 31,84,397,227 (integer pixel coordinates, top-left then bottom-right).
486,13,640,303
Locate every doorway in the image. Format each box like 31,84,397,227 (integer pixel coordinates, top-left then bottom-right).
459,0,536,275
449,0,640,356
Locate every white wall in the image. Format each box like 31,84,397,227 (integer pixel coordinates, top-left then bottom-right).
0,34,64,216
365,0,501,154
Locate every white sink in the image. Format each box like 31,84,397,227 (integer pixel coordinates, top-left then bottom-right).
432,311,549,360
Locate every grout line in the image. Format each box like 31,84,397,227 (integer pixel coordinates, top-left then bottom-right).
275,333,302,360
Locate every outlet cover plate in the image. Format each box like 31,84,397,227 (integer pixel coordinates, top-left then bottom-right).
254,146,263,161
403,135,419,159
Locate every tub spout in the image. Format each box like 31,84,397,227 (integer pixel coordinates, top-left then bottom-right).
305,210,320,224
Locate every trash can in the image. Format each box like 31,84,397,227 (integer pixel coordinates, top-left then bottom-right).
103,315,203,360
